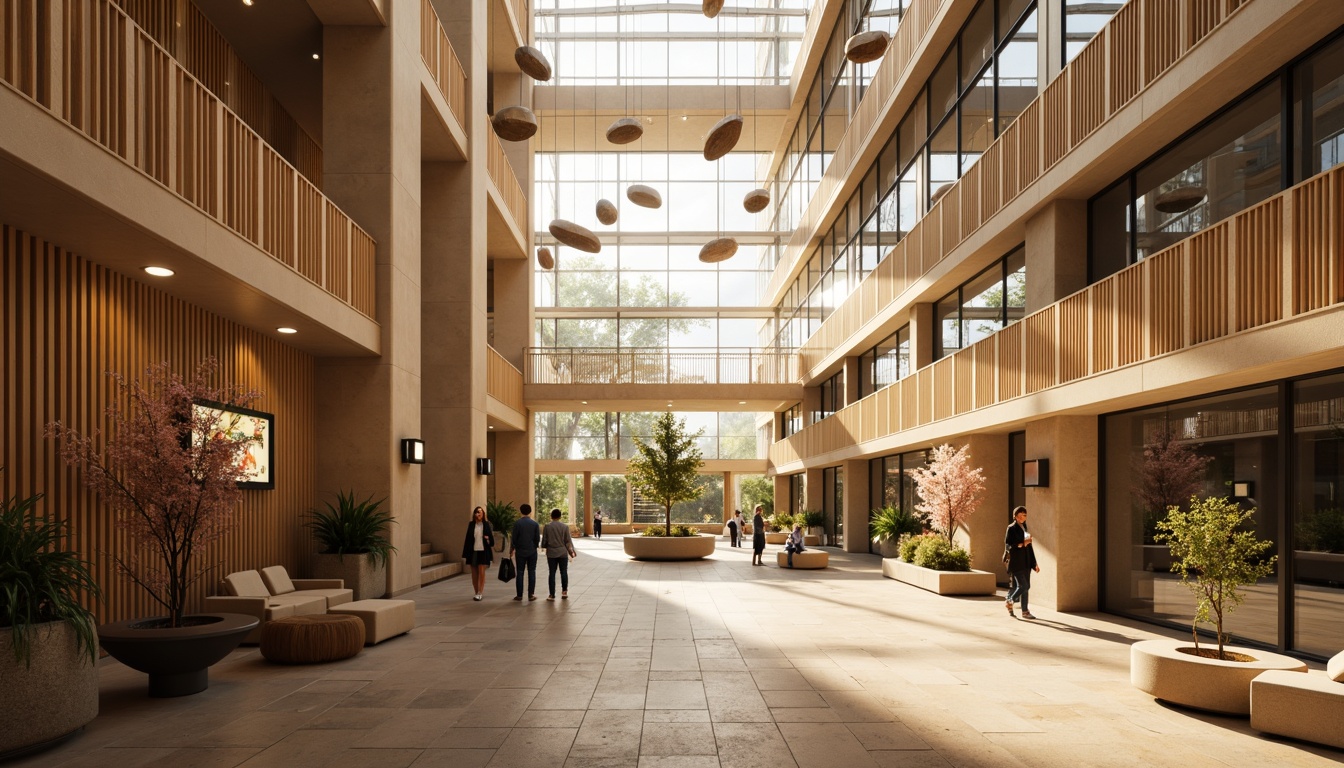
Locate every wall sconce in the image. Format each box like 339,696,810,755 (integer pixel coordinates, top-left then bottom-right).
1233,481,1254,498
1022,459,1049,488
476,458,494,475
400,438,425,464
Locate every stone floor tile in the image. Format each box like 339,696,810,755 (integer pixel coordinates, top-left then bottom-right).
777,722,879,768
427,728,511,750
486,727,577,766
713,722,797,768
844,722,930,751
639,723,717,756
639,757,721,768
760,690,827,708
569,709,644,759
645,681,708,710
408,749,495,768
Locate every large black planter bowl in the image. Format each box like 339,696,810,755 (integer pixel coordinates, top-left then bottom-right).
97,613,258,697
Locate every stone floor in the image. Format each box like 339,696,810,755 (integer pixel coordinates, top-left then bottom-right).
14,538,1344,768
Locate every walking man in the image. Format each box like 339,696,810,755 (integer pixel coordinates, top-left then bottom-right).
543,508,577,600
594,507,603,539
509,504,542,601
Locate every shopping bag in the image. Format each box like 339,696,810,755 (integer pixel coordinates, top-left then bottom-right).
498,556,516,582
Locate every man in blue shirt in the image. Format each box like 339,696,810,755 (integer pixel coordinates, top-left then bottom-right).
509,504,542,601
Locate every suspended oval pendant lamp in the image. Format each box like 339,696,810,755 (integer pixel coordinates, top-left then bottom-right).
1154,185,1208,214
743,188,771,214
845,30,891,64
596,199,618,226
536,246,555,270
515,46,553,82
626,184,663,209
703,113,743,161
699,237,738,263
548,219,602,253
702,0,725,19
492,105,538,141
605,117,644,145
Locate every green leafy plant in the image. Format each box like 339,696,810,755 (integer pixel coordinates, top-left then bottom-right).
912,535,971,571
1298,507,1344,553
640,524,698,537
800,510,824,529
739,476,774,516
0,477,102,666
869,506,924,543
627,412,705,536
487,500,519,549
898,532,936,562
1155,495,1276,660
307,491,397,567
768,512,794,533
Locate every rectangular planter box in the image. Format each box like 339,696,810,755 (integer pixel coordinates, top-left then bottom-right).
881,558,997,595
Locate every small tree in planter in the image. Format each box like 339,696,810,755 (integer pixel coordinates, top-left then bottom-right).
628,412,704,536
910,444,985,547
307,491,396,600
1155,495,1276,660
486,499,519,551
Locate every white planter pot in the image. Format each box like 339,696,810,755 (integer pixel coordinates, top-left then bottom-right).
881,558,997,595
622,534,716,561
1130,638,1307,715
312,553,386,600
0,621,98,758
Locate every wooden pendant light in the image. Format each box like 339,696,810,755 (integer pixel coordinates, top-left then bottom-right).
606,117,644,145
845,30,891,64
743,188,771,214
536,246,555,270
699,237,738,263
596,199,619,226
548,220,602,253
515,46,553,82
703,113,743,161
1154,185,1208,214
492,105,538,141
702,0,725,19
626,184,663,209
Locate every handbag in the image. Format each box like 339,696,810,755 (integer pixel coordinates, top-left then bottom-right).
497,556,516,582
1001,547,1012,569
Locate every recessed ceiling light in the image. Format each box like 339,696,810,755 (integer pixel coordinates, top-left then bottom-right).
242,0,254,6
739,401,746,405
581,401,588,405
312,53,320,60
143,266,174,277
488,425,494,429
276,327,297,334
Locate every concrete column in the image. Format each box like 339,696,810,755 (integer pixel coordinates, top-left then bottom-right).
805,467,824,517
582,471,593,535
494,429,532,513
844,356,862,405
842,458,870,553
908,303,936,369
1025,199,1088,312
317,2,422,596
964,433,1010,575
802,385,821,428
722,471,734,523
772,474,788,517
1025,415,1100,612
1039,0,1064,91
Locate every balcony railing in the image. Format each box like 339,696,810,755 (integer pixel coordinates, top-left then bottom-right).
528,348,799,386
487,128,528,235
770,158,1344,468
796,0,1253,376
420,0,467,128
1,0,375,318
487,345,526,414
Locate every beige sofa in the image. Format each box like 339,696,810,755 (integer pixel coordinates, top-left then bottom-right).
1250,650,1344,749
204,567,353,643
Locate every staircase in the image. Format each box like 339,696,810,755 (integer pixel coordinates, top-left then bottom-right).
420,541,461,586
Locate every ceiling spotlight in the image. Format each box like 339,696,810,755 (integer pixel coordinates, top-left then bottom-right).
312,53,320,60
488,425,494,429
143,266,174,277
581,401,588,405
739,401,747,405
242,0,254,6
276,327,297,334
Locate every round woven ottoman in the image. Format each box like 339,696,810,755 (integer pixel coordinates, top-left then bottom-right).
260,614,365,664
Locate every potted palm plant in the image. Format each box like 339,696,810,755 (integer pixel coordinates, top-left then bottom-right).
869,505,923,558
487,500,519,552
0,478,101,759
308,491,396,600
46,360,263,697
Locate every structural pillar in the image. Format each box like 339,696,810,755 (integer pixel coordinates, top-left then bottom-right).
1025,415,1100,612
1024,200,1088,312
842,458,870,553
582,471,593,535
722,471,734,523
964,433,1009,574
908,303,936,370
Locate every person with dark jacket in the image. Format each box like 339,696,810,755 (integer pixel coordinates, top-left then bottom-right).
1004,506,1040,619
509,504,542,601
461,505,494,601
751,505,767,566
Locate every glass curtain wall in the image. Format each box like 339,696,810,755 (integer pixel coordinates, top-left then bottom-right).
735,473,774,516
535,411,766,460
592,474,629,523
934,245,1027,359
868,449,929,553
857,325,911,398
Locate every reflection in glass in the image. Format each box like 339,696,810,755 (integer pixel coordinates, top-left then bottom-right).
1292,373,1344,656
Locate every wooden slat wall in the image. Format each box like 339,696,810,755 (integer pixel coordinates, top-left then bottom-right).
420,0,467,129
795,0,1254,377
1,224,316,626
486,345,525,415
770,162,1344,468
0,0,376,320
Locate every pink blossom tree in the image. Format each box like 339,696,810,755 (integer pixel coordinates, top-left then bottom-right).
46,360,261,627
911,444,986,545
1136,426,1213,543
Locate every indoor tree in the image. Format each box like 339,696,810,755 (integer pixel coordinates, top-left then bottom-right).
627,412,704,536
909,443,985,546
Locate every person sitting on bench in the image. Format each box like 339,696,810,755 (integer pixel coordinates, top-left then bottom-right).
784,523,806,568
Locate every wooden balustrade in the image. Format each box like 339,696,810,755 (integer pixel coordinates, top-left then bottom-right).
769,159,1344,468
796,0,1253,376
420,0,467,128
487,128,528,236
487,346,526,415
1,0,376,319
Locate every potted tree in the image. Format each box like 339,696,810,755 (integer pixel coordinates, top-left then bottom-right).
881,444,995,595
0,478,101,759
869,505,923,558
625,412,714,561
1130,495,1305,714
765,512,793,544
487,500,519,553
800,509,824,545
308,491,396,600
46,360,262,697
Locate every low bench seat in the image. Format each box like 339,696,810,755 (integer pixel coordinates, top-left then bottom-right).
1250,651,1344,749
327,599,416,645
777,550,829,569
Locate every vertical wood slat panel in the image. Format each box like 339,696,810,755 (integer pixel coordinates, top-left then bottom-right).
997,322,1023,402
1116,267,1145,366
1188,225,1229,344
1291,170,1335,315
973,335,996,410
1236,196,1283,330
932,356,953,422
1090,277,1116,374
1024,307,1056,394
1,223,315,627
1058,292,1089,383
1042,70,1070,170
1147,246,1184,356
1070,27,1108,146
953,347,974,416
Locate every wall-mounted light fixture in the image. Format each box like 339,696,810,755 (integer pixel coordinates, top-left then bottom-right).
476,458,494,476
1022,458,1049,488
400,438,425,464
1233,481,1254,498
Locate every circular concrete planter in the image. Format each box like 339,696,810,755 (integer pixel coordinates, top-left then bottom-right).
1130,638,1307,715
0,621,98,760
765,532,788,545
622,534,716,561
98,613,259,697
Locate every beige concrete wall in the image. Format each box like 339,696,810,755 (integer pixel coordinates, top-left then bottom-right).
1024,199,1088,313
842,458,870,553
963,434,1009,575
1024,416,1099,612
